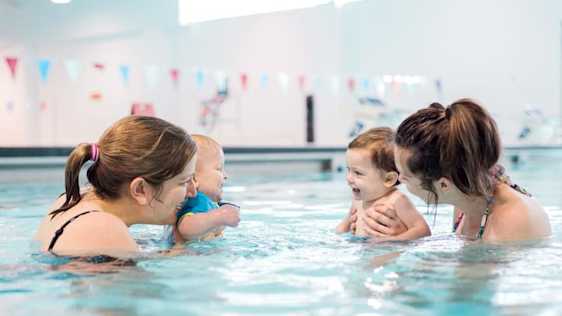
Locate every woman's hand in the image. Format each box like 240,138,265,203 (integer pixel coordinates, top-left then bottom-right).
362,202,407,237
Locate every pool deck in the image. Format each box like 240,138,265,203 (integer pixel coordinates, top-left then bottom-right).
0,145,560,171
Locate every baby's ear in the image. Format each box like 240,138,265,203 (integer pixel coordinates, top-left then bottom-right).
383,171,399,188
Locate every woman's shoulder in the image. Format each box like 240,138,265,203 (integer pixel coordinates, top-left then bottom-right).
489,189,551,241
40,205,137,256
59,211,138,257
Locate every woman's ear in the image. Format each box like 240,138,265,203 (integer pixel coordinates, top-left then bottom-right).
435,177,452,194
129,177,151,205
383,171,399,188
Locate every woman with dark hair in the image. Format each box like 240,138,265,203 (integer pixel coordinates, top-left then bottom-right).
356,99,551,242
34,116,198,258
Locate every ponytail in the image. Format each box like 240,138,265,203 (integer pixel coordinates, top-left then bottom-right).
49,143,97,218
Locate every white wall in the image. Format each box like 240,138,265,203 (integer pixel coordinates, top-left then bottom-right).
342,0,562,144
0,0,561,147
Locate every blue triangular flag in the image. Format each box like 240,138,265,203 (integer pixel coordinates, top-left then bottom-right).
119,65,130,84
38,59,51,83
195,69,205,89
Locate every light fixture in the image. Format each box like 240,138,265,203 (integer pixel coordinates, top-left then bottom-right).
51,0,72,4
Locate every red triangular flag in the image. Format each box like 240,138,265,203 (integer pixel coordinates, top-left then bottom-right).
170,69,180,86
298,75,306,91
240,73,248,91
5,57,18,80
347,78,356,92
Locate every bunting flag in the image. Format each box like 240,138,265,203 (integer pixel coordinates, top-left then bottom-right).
38,59,51,83
330,76,340,95
5,57,18,80
93,63,105,71
195,69,205,89
240,73,248,91
40,101,48,111
170,68,180,87
144,65,160,88
347,77,356,93
361,78,370,91
298,74,306,91
6,101,14,112
260,73,269,89
64,60,81,81
376,81,386,97
119,65,130,85
313,76,322,90
214,71,226,90
278,72,289,93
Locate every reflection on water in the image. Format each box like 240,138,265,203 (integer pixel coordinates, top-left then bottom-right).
0,150,561,315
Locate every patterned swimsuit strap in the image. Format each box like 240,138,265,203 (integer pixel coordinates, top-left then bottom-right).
489,164,532,197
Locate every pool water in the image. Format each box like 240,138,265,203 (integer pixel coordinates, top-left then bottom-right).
0,149,561,316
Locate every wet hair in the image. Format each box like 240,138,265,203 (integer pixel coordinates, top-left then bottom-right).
348,127,400,184
394,99,501,203
49,116,197,218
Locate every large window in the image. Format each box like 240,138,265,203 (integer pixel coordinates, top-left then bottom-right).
178,0,360,25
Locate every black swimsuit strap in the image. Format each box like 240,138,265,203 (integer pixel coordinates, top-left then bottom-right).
48,210,99,253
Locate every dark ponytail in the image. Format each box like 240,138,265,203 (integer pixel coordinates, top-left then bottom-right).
50,144,97,218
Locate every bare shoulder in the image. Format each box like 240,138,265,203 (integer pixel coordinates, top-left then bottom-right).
54,211,138,257
392,190,417,213
488,194,551,241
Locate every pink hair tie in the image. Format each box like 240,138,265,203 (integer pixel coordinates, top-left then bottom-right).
91,143,100,162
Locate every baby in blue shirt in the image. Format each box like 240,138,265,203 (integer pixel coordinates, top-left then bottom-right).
171,134,240,243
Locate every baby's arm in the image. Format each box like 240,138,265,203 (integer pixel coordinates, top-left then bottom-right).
336,200,359,233
176,204,240,241
387,194,431,241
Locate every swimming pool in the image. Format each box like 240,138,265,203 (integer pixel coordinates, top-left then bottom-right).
0,149,561,315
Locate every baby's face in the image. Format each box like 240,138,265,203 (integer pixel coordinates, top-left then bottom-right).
195,148,227,202
345,148,394,202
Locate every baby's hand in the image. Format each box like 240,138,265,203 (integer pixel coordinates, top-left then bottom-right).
216,204,240,227
349,207,358,234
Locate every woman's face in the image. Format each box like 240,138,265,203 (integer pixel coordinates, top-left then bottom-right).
394,147,430,201
151,155,197,225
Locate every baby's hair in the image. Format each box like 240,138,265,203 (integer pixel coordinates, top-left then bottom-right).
192,134,221,155
348,127,399,183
